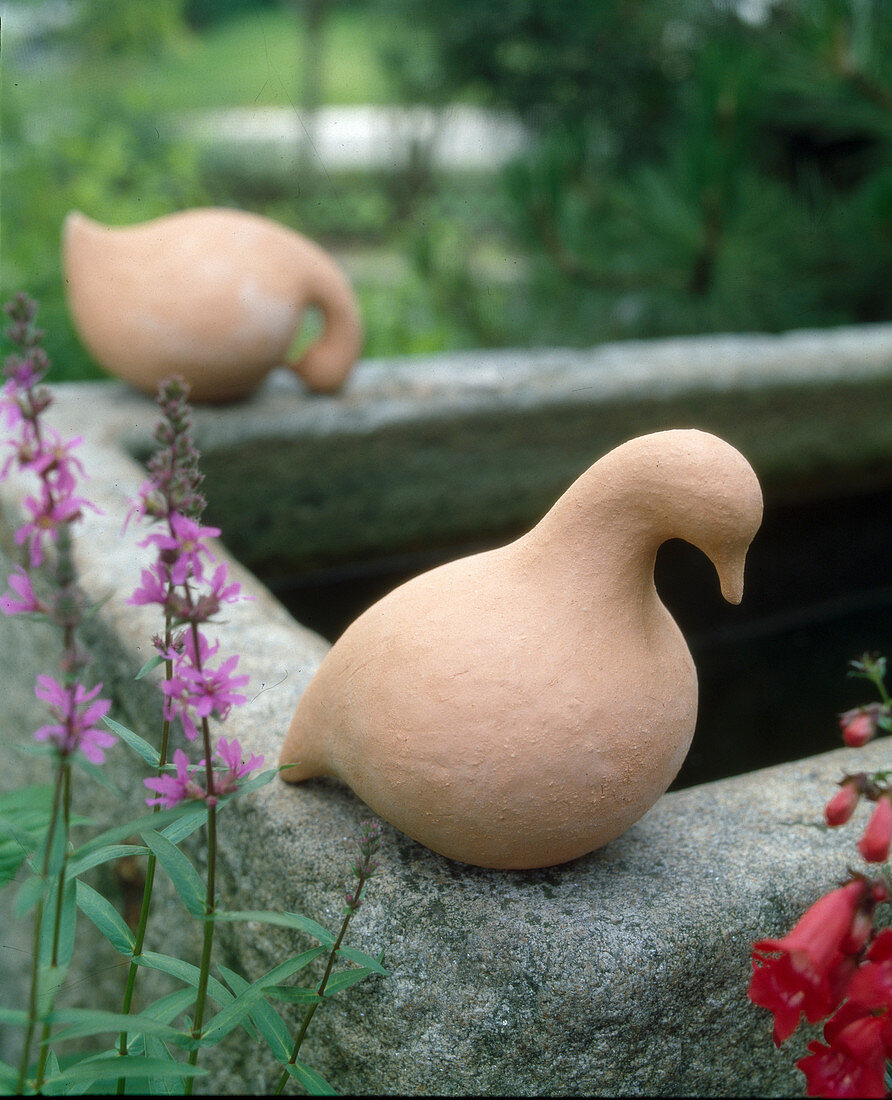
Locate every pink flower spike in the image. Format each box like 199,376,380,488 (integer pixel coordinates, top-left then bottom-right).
141,512,220,584
144,748,206,808
0,567,44,615
33,675,113,763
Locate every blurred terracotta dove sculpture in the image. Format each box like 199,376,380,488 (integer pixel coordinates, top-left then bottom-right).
280,429,763,869
63,207,362,402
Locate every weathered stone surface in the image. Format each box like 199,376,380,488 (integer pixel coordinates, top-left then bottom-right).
175,324,892,577
1,331,892,1094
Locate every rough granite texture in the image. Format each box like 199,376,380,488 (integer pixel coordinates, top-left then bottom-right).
1,328,892,1094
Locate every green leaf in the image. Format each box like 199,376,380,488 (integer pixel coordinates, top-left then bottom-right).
135,988,196,1028
199,949,324,1045
142,1036,182,1094
0,1007,29,1027
75,880,135,955
217,964,291,1063
0,1058,18,1092
40,875,77,967
71,805,200,861
67,843,148,880
336,946,388,975
41,1055,205,1089
103,716,161,767
322,968,377,996
46,1008,195,1050
230,768,278,796
141,831,206,918
134,653,166,681
71,754,121,794
284,1060,338,1096
263,985,321,1005
212,910,336,947
134,951,234,1009
35,963,69,1018
157,804,208,845
14,872,48,917
0,800,54,887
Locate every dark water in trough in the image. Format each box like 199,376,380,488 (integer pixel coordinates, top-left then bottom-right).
269,484,892,790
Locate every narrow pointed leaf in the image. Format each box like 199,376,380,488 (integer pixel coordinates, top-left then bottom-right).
71,805,198,860
284,1060,338,1096
35,963,68,1018
71,755,121,794
336,946,388,975
67,843,148,879
213,910,335,947
40,875,77,967
157,804,208,845
136,988,196,1027
103,716,160,766
75,880,135,955
263,986,322,1005
135,951,234,1008
199,949,324,1045
41,1056,205,1088
0,1007,29,1027
46,1008,195,1049
322,968,377,996
134,653,166,681
142,1036,181,1094
13,872,47,917
217,964,291,1062
141,831,206,918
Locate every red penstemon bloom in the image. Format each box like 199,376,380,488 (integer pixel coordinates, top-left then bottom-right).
858,795,892,863
797,1000,890,1099
826,778,864,827
749,880,871,1046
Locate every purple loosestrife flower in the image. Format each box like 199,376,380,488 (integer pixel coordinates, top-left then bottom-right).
207,736,264,795
140,513,221,586
0,566,46,615
128,562,171,609
15,488,94,568
163,633,249,727
33,675,114,764
144,748,206,808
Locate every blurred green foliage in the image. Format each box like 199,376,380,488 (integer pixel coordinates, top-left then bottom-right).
384,0,892,343
3,0,890,382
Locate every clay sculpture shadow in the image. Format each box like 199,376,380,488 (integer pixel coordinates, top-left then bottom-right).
62,207,363,402
279,429,764,869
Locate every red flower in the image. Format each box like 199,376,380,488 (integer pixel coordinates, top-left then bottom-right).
825,780,862,827
797,1001,889,1099
858,796,892,863
840,706,883,748
749,880,869,1045
847,928,892,1014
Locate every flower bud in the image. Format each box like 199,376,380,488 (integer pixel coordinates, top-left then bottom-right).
825,779,861,827
858,794,892,863
840,705,883,748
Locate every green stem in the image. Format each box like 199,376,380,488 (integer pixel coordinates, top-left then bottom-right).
35,760,72,1092
184,648,218,1098
115,656,174,1092
272,873,370,1096
16,759,67,1093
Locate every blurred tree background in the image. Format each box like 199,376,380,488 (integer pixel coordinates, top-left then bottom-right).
3,0,890,381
